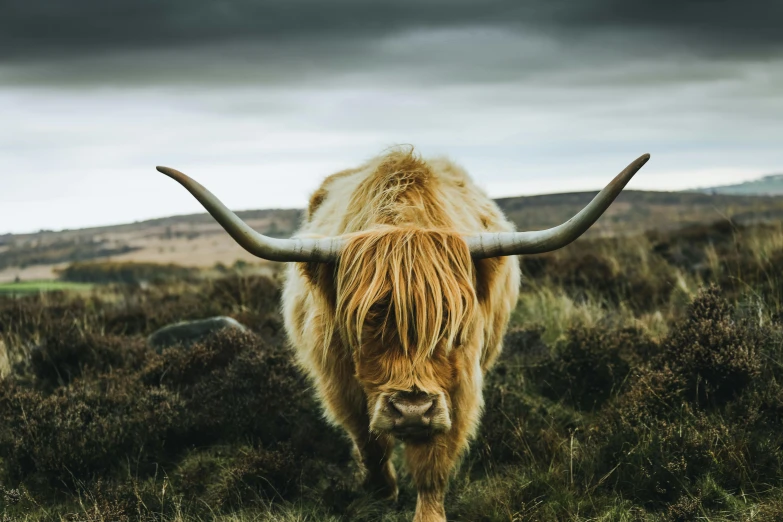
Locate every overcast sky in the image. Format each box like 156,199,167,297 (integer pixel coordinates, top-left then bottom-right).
1,0,782,234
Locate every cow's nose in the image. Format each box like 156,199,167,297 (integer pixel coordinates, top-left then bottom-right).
390,395,434,429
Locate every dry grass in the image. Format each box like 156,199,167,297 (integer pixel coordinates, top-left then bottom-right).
0,339,9,380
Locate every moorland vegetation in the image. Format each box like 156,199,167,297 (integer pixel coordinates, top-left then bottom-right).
1,220,783,521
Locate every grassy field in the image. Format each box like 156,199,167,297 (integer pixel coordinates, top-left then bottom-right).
0,280,93,295
1,220,783,521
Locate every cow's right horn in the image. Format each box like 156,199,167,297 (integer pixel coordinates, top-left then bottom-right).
464,154,650,258
157,166,344,263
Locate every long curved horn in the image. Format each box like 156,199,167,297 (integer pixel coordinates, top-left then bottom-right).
157,166,344,263
465,154,650,259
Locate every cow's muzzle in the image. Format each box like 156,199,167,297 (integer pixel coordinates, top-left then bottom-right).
370,390,451,440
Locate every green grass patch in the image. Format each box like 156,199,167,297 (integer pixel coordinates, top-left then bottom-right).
0,280,94,295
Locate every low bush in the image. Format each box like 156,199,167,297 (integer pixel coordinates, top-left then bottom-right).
57,261,199,285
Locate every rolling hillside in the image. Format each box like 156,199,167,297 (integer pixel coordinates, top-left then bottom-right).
691,174,783,196
3,190,783,282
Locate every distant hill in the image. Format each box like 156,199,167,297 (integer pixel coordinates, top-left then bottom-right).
495,190,783,237
3,190,783,282
691,174,783,196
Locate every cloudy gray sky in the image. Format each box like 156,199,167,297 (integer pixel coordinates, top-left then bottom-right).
1,0,782,234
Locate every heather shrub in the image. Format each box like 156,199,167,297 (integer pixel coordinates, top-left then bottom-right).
538,326,654,410
175,444,309,507
144,329,348,460
30,324,148,389
598,287,781,508
206,274,280,315
661,285,763,407
89,274,280,337
0,373,182,484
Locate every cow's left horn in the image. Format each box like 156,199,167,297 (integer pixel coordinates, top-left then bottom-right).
157,166,344,262
464,154,650,258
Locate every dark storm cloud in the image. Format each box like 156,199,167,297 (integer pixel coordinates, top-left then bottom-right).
1,0,782,62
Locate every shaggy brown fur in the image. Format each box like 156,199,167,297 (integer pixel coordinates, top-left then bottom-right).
337,229,477,361
282,147,520,522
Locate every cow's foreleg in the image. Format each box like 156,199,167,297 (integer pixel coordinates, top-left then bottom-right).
404,377,482,522
404,434,462,522
352,429,398,500
313,367,398,501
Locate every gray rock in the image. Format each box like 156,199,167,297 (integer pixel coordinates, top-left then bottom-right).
147,316,249,352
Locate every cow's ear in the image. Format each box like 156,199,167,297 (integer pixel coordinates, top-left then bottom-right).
298,261,338,308
473,257,504,303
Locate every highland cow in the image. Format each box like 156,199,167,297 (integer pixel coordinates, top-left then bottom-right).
157,148,649,522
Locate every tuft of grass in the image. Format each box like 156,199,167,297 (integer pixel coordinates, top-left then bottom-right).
0,339,9,380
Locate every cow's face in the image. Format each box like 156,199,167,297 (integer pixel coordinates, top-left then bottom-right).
354,318,475,441
335,229,480,441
